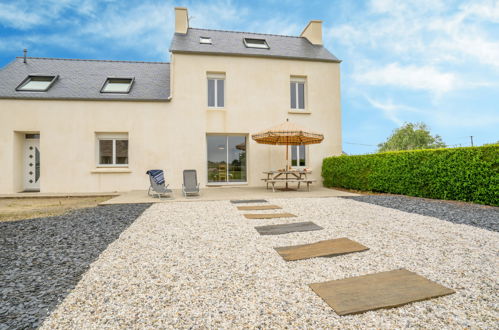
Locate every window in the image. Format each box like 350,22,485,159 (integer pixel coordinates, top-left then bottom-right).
290,78,306,110
200,37,212,44
243,38,269,49
16,75,58,92
101,78,134,94
207,74,225,108
97,133,128,166
207,135,247,183
291,145,306,168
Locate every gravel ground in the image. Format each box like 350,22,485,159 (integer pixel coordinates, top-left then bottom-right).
342,195,499,232
41,198,498,329
0,203,150,329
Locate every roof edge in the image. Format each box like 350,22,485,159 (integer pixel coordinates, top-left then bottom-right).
0,96,172,102
15,57,170,65
170,50,341,63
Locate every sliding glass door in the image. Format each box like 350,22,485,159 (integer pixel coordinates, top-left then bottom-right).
207,135,247,183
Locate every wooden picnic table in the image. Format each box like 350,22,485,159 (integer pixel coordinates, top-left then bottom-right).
262,170,315,192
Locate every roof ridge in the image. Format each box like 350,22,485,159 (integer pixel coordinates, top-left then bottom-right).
189,27,302,39
15,57,170,64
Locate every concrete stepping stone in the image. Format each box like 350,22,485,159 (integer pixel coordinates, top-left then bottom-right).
255,221,323,235
274,238,368,261
244,213,297,219
237,205,282,211
230,199,268,204
309,268,455,316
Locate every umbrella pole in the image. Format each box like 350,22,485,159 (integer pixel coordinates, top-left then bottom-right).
285,143,289,189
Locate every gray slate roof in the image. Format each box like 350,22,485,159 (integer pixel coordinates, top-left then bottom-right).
0,57,170,101
170,28,340,62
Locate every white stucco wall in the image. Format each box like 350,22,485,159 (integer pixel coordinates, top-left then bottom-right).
0,53,341,193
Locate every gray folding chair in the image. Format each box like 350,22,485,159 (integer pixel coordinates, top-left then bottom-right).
182,169,200,197
146,170,173,199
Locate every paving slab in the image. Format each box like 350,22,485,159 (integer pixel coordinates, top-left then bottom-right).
255,221,323,235
309,269,455,316
274,237,368,261
230,199,268,204
237,205,282,211
244,213,297,219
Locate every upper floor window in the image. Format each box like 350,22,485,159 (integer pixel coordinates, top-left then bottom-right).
243,38,269,49
207,73,225,108
101,78,134,94
291,145,306,168
97,133,128,166
290,77,306,110
16,75,58,92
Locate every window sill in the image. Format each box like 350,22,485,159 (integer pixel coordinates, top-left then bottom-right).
91,168,131,174
288,110,311,114
207,108,226,111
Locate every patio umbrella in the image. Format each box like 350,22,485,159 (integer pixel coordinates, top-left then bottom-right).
251,119,324,170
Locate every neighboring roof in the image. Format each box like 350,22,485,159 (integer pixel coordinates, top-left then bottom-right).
170,28,340,63
0,57,170,101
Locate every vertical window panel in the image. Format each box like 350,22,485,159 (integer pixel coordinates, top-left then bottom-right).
299,145,306,166
297,83,305,109
217,79,224,107
99,140,113,164
208,79,215,107
290,82,297,109
115,140,129,164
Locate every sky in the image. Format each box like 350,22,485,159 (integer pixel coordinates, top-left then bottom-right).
0,0,498,154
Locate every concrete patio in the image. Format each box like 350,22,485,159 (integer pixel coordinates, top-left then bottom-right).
99,186,358,205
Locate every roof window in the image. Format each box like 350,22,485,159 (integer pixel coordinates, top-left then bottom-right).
200,37,212,44
243,38,269,49
101,78,134,94
16,75,58,92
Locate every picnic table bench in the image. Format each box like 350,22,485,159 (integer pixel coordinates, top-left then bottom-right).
262,170,315,192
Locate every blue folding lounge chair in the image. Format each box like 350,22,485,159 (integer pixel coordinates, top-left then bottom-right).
146,169,173,199
182,169,200,197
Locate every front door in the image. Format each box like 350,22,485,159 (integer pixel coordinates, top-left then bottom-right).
24,134,40,191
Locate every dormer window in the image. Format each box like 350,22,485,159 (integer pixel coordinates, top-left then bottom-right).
16,75,58,92
243,38,269,49
200,37,212,44
101,78,134,94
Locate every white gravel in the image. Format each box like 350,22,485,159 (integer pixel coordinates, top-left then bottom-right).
41,198,499,329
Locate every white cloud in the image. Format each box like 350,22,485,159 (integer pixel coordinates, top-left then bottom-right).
0,2,43,29
354,63,458,94
364,96,423,124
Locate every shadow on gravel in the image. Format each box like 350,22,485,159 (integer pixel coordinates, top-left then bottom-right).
342,195,498,232
0,203,151,329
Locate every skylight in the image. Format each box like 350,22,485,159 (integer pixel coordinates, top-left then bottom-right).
243,38,269,49
101,78,134,94
200,37,212,44
16,75,57,92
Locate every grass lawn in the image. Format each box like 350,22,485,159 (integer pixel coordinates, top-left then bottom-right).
0,196,112,222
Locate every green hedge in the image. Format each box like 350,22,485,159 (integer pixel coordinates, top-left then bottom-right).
322,145,499,206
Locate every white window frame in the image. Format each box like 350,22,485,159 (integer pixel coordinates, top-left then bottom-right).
290,145,307,169
290,77,306,110
200,36,212,44
207,73,225,108
96,133,129,167
243,38,269,49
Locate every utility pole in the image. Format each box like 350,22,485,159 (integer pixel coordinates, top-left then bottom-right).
470,136,474,147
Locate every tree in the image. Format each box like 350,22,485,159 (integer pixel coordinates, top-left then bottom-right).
378,122,446,152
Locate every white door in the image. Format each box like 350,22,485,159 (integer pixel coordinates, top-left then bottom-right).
24,136,40,191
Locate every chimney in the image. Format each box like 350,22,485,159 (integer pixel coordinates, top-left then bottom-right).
23,49,27,63
174,7,189,34
300,20,323,45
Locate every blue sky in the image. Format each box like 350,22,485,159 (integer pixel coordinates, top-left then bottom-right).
1,0,498,154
